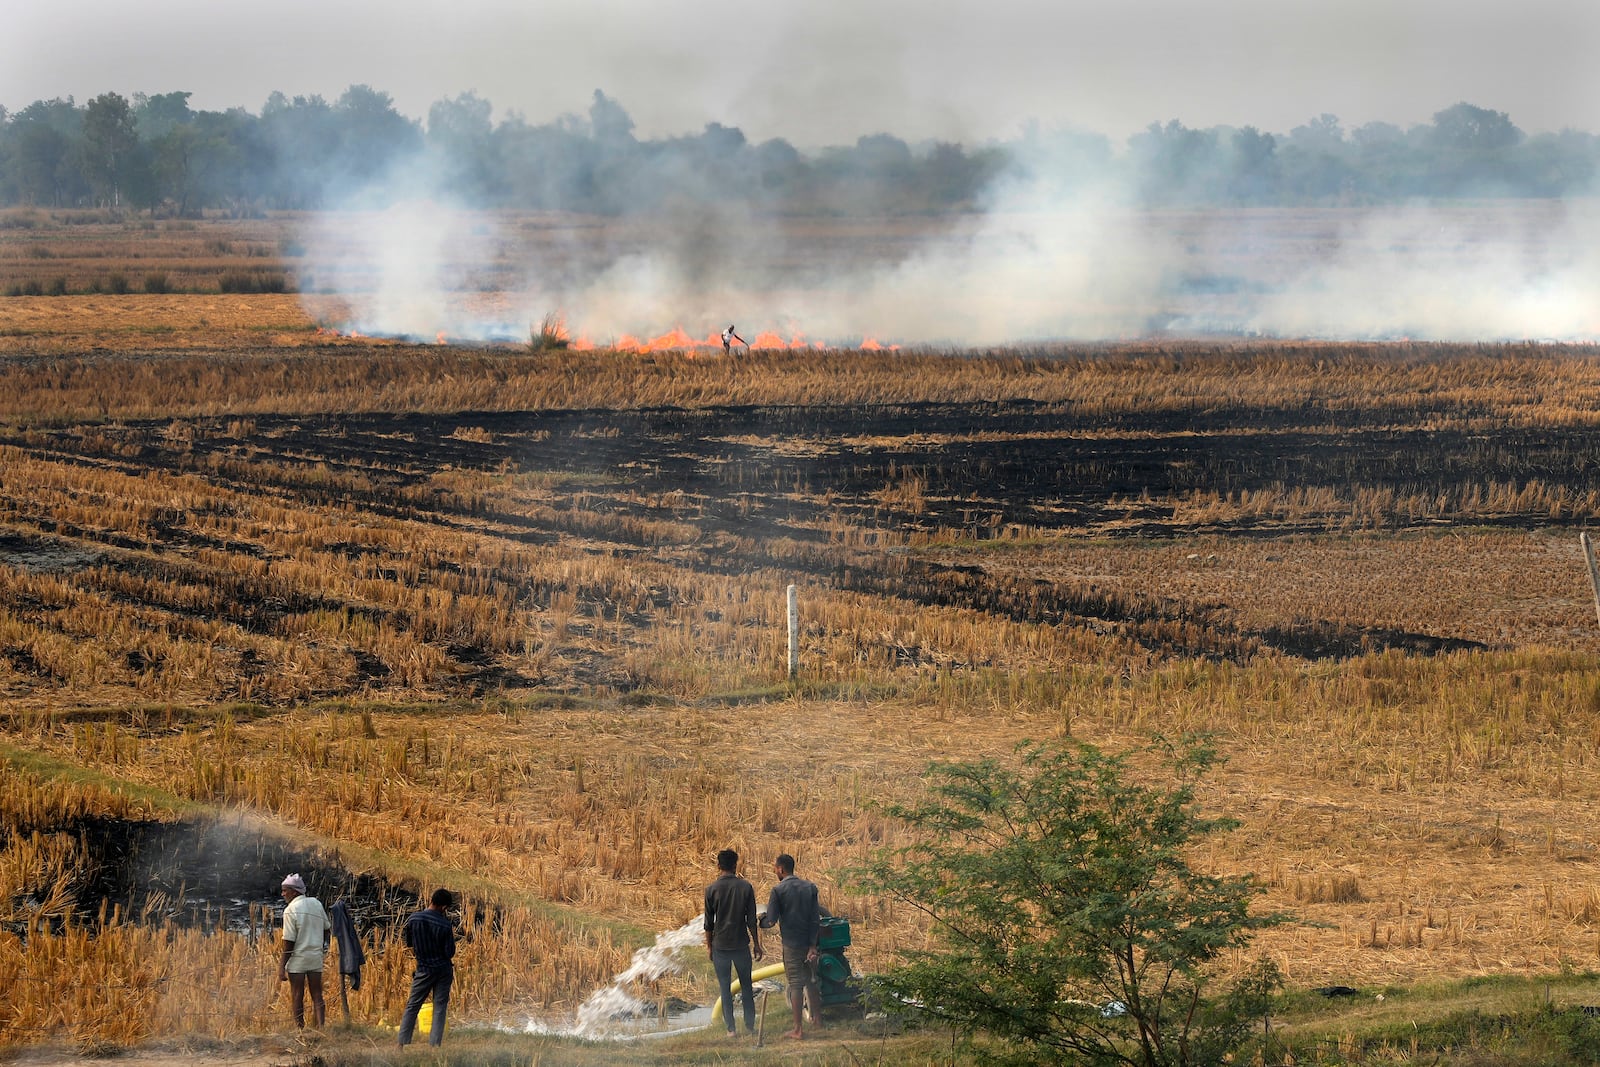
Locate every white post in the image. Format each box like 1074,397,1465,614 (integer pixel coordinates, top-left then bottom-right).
1582,533,1600,629
787,584,799,679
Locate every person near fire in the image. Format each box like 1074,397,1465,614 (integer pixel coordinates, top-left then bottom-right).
277,873,329,1029
721,324,746,353
759,852,827,1039
703,848,764,1036
397,888,462,1047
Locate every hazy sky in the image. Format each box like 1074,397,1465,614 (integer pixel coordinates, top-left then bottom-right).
5,0,1597,147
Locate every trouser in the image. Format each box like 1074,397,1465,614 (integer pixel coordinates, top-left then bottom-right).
397,962,454,1046
711,947,756,1033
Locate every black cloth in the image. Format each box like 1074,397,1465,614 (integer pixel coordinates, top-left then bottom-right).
403,908,457,968
328,900,365,990
703,872,758,953
760,874,822,949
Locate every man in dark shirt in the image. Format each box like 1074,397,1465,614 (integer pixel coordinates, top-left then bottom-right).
398,888,460,1047
759,853,825,1039
703,848,764,1036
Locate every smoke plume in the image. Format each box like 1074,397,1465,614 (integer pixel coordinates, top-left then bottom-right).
294,110,1600,347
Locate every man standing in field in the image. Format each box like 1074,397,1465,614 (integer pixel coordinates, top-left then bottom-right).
721,324,746,353
398,888,460,1047
704,848,764,1036
759,853,825,1039
277,873,329,1029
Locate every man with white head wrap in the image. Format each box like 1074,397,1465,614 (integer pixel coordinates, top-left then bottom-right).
278,873,330,1028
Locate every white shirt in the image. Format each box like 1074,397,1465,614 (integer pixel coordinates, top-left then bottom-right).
282,894,329,973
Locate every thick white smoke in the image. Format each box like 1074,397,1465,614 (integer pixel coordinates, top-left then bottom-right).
295,135,1600,347
1242,201,1600,340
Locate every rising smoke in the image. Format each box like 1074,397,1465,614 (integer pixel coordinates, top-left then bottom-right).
294,104,1600,347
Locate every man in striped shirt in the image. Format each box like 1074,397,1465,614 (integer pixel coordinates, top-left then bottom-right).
398,888,460,1047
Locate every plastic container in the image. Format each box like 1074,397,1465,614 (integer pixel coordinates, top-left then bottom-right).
416,1000,448,1037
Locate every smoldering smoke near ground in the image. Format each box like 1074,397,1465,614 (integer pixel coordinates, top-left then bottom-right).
294,131,1600,347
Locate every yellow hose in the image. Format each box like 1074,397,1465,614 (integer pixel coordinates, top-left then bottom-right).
708,962,786,1025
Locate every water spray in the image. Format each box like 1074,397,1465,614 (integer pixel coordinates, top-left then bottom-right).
525,916,708,1039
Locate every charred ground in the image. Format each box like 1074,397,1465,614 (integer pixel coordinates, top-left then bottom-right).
1,346,1595,710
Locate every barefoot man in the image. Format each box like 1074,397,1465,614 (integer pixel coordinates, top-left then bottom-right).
759,853,825,1039
278,873,329,1029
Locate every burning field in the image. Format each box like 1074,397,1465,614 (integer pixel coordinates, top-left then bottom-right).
5,213,1600,1056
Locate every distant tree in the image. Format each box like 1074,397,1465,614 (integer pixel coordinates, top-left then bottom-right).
1517,129,1599,196
1129,120,1223,203
1224,126,1277,203
848,739,1286,1067
5,99,81,206
134,91,193,140
1348,121,1419,199
851,132,914,176
258,92,338,207
81,92,139,208
1286,113,1344,154
195,108,261,214
1427,103,1524,194
494,114,595,211
922,141,985,208
1429,102,1522,155
1276,114,1351,201
149,113,242,217
588,89,635,144
427,91,498,202
697,121,746,158
332,84,421,192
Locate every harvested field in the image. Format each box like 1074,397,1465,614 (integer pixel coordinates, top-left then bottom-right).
3,212,1600,1053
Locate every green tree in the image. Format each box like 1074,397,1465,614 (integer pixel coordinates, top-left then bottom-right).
848,739,1285,1067
5,98,85,206
82,91,139,208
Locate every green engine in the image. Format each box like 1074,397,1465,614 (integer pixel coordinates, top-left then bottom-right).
815,916,859,1007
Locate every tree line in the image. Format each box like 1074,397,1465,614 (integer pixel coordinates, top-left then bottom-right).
0,86,1594,217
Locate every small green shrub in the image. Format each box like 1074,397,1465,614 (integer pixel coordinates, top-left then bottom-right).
143,272,170,294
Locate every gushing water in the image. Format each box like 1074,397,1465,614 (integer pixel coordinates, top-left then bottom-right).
523,916,710,1039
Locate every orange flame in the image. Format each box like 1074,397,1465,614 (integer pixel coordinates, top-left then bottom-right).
588,328,892,352
333,320,900,352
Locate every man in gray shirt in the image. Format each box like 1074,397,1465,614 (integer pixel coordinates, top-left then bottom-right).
703,848,764,1036
759,853,825,1039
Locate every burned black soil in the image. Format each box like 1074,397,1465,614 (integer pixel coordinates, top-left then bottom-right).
0,386,1583,698
0,812,419,941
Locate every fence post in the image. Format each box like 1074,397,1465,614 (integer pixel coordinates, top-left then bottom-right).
787,584,799,680
1582,533,1600,629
